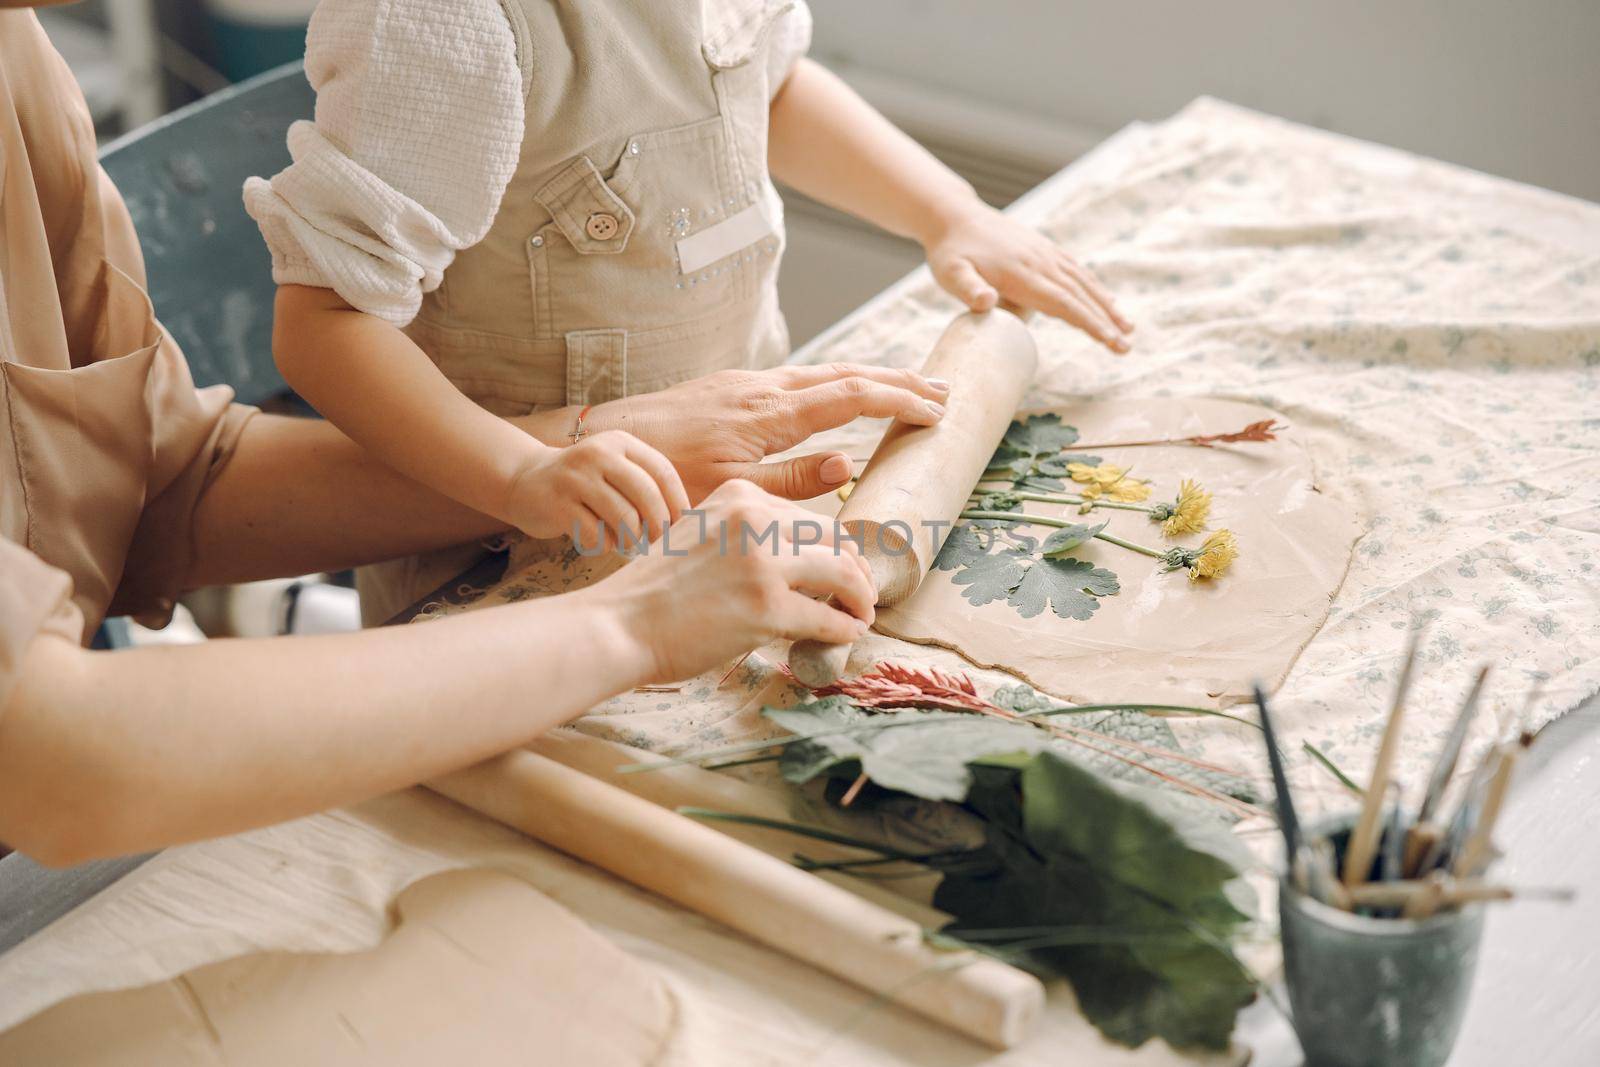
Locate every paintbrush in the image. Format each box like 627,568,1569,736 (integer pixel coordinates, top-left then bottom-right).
1348,879,1575,910
1401,871,1449,919
1403,822,1444,879
1343,628,1423,886
1415,665,1489,825
1307,837,1352,910
1381,783,1407,884
1255,683,1301,873
1414,743,1495,877
1455,741,1520,877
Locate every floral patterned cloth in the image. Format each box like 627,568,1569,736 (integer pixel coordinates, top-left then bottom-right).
449,97,1600,826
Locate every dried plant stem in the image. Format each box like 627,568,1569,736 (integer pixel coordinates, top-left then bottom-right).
969,488,1155,516
1045,718,1246,779
627,700,1260,775
1020,492,1152,515
1087,530,1167,561
1068,420,1285,451
716,650,755,687
952,695,1261,819
828,664,1243,781
960,510,1168,562
678,808,913,857
1070,437,1210,450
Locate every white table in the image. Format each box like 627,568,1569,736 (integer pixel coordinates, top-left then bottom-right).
5,111,1596,1066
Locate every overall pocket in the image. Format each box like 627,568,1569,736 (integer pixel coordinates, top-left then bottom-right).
530,113,778,343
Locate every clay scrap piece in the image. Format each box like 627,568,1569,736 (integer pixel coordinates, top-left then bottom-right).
0,869,676,1067
874,397,1360,708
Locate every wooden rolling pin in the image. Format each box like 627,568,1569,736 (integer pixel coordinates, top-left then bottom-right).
788,309,1038,686
431,749,1045,1050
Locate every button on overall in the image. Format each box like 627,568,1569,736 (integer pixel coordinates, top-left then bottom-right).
585,212,620,241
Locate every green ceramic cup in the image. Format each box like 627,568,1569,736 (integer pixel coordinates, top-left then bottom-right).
1279,816,1486,1067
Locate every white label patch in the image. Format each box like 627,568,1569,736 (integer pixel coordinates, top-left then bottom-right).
675,204,776,274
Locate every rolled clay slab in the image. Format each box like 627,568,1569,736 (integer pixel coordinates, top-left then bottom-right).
0,868,676,1066
789,309,1038,686
430,749,1046,1050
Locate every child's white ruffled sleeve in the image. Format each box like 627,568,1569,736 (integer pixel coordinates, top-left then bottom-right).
242,0,526,327
767,1,814,97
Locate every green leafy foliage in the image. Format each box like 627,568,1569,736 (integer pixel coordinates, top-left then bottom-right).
938,754,1257,1051
1010,557,1121,620
762,692,1260,1052
772,689,1258,819
991,415,1099,491
941,414,1126,621
934,524,1119,620
949,547,1033,607
767,698,1046,802
1041,521,1109,557
974,490,1022,512
995,413,1080,460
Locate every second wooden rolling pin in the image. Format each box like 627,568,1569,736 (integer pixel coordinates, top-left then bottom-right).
788,309,1038,686
430,748,1045,1050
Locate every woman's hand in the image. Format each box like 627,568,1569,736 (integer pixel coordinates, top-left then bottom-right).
581,480,877,683
585,363,950,503
504,431,690,549
922,202,1133,353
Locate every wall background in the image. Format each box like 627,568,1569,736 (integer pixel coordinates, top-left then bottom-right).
808,0,1600,203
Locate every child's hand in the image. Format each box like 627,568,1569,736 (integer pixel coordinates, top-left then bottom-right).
505,432,690,550
923,203,1133,353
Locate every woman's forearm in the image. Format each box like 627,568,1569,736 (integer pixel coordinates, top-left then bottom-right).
272,285,547,526
188,412,508,588
768,59,983,246
0,590,649,866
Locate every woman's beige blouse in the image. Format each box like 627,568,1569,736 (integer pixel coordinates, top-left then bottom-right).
0,12,254,711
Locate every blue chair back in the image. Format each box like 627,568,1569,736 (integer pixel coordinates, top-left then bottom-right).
98,63,314,407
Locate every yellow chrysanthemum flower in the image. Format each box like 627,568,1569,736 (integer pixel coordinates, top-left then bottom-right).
1189,529,1239,582
1101,478,1152,503
1159,479,1212,537
1067,461,1124,486
1068,462,1151,503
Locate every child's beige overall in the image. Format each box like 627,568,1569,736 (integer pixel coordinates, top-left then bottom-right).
362,0,799,623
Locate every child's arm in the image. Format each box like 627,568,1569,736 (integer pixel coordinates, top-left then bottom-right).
274,285,687,550
246,0,682,549
768,59,1133,352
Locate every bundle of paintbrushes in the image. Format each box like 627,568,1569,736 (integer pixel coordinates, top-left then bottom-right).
1256,633,1574,921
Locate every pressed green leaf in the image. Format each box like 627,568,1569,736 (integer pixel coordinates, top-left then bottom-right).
1002,454,1036,479
974,490,1022,512
994,413,1080,461
1008,556,1120,620
931,525,991,571
953,550,1033,608
1041,521,1108,557
1034,454,1072,478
